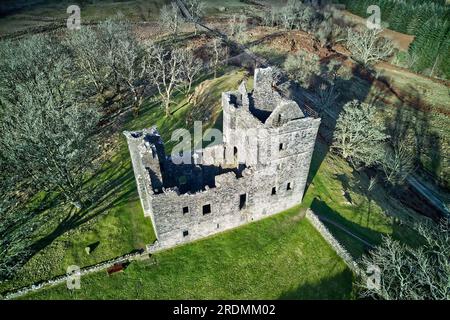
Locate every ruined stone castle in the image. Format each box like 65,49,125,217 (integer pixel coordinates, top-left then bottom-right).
124,67,320,250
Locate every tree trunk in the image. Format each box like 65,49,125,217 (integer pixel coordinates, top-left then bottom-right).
430,52,440,78
132,96,139,118
165,98,171,117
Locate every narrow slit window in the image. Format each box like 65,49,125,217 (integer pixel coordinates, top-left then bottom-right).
287,182,292,190
279,143,284,151
203,204,211,215
239,193,247,210
271,187,277,195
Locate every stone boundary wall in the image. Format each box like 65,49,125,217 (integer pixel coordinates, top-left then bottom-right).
306,209,361,274
3,250,146,300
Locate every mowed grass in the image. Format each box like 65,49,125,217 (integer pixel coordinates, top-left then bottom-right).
24,206,353,300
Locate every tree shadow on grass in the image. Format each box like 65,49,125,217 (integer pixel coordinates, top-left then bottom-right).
278,267,354,300
299,62,375,194
28,160,138,260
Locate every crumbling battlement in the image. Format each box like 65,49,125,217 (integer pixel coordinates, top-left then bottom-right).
125,67,321,249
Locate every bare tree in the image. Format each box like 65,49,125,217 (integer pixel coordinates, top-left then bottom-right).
0,34,103,282
180,49,203,94
346,27,394,66
95,17,136,95
145,44,184,116
114,37,147,116
359,219,450,300
210,38,228,79
283,50,320,88
260,8,276,27
381,140,415,185
0,36,100,209
333,100,388,167
277,3,297,30
0,93,100,209
229,14,247,42
316,19,333,47
160,2,184,36
296,3,318,31
0,35,74,109
185,0,205,35
229,14,237,36
66,17,142,108
65,26,110,95
308,59,343,114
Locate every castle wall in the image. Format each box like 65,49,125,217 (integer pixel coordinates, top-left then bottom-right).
150,165,303,249
124,131,159,238
252,67,283,113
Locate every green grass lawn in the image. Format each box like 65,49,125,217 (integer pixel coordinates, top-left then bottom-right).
23,206,354,300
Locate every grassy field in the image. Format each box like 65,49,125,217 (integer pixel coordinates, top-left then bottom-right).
23,206,354,300
0,0,168,35
0,0,255,36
